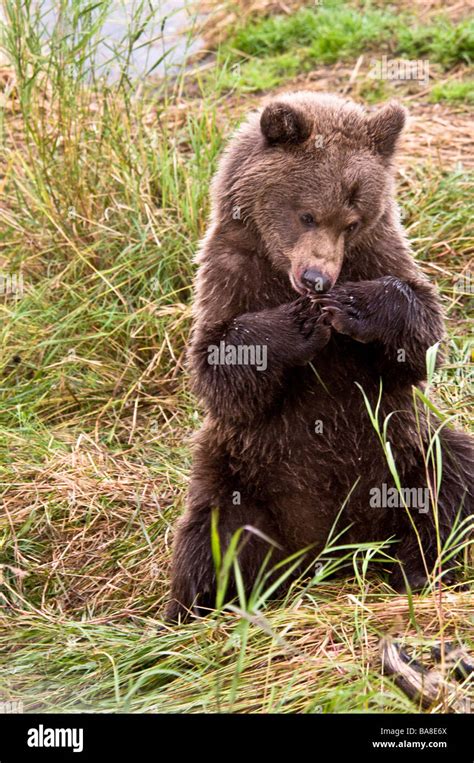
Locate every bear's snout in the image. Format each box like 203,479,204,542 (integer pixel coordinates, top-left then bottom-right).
301,268,332,294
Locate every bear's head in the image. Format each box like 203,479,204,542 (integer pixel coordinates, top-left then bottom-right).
215,92,406,295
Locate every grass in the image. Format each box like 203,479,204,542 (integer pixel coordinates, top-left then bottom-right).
0,0,472,714
216,0,474,93
4,588,473,713
229,2,396,59
429,79,474,104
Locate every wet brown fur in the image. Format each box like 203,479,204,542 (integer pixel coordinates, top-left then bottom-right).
165,92,473,621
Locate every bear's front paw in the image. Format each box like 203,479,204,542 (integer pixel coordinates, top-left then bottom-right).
286,298,331,362
317,283,381,344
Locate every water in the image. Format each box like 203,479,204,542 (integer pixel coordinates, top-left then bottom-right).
91,0,204,78
1,1,205,80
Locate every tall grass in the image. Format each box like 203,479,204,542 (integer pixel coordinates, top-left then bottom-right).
0,0,222,434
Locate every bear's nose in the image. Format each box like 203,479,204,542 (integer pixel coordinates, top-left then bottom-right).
301,268,332,293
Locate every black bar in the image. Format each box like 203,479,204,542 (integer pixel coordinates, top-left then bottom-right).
0,712,471,761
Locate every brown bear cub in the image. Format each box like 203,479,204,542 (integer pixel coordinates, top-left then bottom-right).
165,92,472,622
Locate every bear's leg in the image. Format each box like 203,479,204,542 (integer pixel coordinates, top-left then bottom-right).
165,499,289,623
389,529,438,592
389,434,472,592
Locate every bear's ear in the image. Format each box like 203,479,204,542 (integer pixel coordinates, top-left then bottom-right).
367,101,407,158
260,101,312,145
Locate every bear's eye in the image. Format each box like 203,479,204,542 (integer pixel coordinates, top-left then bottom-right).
300,213,317,227
345,222,359,234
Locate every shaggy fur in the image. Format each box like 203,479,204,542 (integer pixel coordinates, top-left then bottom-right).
165,92,473,621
